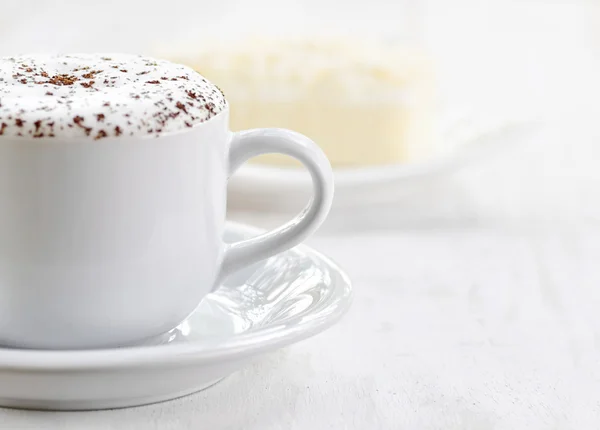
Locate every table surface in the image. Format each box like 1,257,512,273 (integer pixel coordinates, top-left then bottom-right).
2,224,600,429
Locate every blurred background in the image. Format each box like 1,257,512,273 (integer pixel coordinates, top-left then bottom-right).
2,0,599,231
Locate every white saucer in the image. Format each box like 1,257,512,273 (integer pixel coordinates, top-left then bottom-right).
0,222,352,411
228,115,540,212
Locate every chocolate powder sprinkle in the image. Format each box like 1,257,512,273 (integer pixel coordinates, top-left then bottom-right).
73,116,92,136
175,101,187,113
0,53,227,140
82,70,102,79
46,74,78,86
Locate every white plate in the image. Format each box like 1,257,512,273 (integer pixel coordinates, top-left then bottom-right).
0,222,352,411
228,115,540,212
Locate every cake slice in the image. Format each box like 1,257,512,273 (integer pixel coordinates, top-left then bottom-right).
174,38,436,167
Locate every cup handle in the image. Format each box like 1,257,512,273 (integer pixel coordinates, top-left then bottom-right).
217,128,334,282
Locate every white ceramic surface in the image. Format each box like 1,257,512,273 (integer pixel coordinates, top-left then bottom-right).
0,109,333,350
0,221,352,411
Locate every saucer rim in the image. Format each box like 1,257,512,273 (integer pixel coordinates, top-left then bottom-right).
231,119,539,189
0,221,352,371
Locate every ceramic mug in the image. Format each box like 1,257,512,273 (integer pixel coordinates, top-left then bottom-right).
0,110,333,349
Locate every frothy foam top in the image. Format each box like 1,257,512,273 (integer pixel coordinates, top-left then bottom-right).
0,54,227,140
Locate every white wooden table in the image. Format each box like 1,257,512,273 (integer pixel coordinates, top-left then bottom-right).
2,220,600,429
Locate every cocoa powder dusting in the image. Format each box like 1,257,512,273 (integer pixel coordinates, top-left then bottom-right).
0,54,227,140
175,101,187,113
73,116,92,136
45,74,78,86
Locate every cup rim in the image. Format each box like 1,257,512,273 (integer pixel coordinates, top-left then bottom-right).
0,104,229,145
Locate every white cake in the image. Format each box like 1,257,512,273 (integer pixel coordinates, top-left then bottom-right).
174,38,435,167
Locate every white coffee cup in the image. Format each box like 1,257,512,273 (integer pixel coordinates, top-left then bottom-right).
0,109,333,349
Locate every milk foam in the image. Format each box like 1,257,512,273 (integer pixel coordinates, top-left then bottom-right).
0,54,227,140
